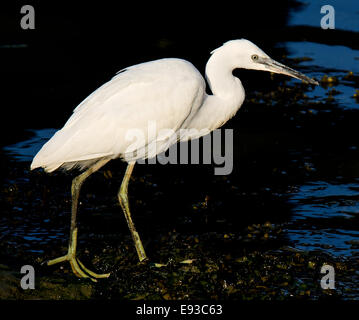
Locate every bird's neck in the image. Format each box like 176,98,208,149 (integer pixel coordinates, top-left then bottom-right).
184,53,246,134
205,52,245,103
202,53,245,131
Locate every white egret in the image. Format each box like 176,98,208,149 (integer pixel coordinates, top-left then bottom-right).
31,39,318,281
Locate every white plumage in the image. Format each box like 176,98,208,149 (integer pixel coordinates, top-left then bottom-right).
31,39,317,173
31,39,318,281
31,58,205,171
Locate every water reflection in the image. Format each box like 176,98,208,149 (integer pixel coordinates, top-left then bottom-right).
289,0,359,32
282,41,359,109
3,129,56,162
288,180,359,256
284,42,359,73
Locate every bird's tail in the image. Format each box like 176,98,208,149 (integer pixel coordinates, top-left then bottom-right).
30,129,67,172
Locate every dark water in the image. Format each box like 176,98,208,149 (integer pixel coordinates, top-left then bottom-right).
0,0,359,299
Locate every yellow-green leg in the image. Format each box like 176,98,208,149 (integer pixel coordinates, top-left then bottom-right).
47,158,111,282
118,162,147,262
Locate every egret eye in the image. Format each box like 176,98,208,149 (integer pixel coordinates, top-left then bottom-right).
251,54,259,61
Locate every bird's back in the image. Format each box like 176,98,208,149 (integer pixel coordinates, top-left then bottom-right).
31,58,206,172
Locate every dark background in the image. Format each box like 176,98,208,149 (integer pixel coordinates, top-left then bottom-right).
1,1,359,239
1,0,359,301
1,0,359,243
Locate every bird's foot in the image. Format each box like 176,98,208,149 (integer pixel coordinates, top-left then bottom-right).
47,253,110,282
46,228,110,282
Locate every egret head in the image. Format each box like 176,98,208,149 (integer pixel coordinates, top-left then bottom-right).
211,39,318,85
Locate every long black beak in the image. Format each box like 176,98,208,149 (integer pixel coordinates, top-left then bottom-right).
258,57,319,85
